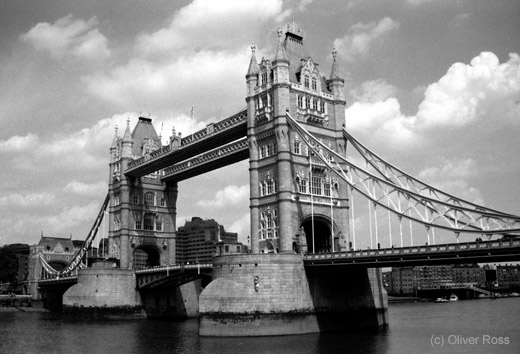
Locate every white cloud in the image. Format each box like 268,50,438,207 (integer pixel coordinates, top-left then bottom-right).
416,52,520,129
83,51,249,112
345,52,520,149
197,184,249,208
345,98,416,144
64,181,107,196
135,0,283,57
0,133,39,152
21,15,110,60
419,158,477,181
46,202,101,235
0,192,55,208
418,158,484,204
406,0,432,5
334,17,400,61
349,79,399,103
228,212,251,243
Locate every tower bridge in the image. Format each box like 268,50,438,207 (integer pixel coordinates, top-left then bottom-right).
32,19,520,336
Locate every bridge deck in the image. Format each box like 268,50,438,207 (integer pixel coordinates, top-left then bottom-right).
303,240,520,267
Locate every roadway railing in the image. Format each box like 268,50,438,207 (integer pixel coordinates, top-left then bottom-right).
134,263,213,274
303,239,520,266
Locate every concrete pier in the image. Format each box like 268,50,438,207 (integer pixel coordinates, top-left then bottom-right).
198,253,388,336
62,261,144,316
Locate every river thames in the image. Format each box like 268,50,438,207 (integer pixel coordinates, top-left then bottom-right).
1,297,518,354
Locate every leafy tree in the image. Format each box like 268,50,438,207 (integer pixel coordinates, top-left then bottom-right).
0,246,18,283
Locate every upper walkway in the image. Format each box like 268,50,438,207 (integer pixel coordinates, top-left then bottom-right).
125,110,247,178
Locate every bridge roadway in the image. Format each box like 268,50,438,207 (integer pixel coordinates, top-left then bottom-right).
304,239,520,267
36,240,520,289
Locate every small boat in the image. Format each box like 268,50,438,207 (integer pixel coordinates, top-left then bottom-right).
449,294,458,301
435,297,449,303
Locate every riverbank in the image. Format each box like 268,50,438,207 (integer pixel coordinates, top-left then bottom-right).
0,306,48,313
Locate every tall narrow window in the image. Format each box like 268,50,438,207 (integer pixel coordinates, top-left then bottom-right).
312,77,317,91
311,176,322,195
312,99,318,111
299,178,308,193
144,214,154,230
297,95,303,108
266,179,274,195
324,182,331,197
293,139,301,155
305,96,310,109
304,76,310,88
145,192,155,206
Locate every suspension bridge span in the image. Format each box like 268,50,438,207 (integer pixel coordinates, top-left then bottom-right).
32,20,520,336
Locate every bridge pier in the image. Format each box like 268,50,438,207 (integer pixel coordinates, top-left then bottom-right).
62,260,144,317
198,254,387,336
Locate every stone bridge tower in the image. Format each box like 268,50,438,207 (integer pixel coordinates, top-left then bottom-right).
247,20,350,255
108,117,176,269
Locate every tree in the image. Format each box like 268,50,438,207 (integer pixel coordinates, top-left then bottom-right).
0,246,18,283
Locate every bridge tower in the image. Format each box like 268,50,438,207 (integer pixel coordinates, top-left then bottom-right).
199,20,387,337
247,21,350,255
107,118,177,269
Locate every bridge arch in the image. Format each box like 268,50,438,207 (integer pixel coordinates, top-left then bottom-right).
132,244,161,269
301,215,337,254
47,260,68,271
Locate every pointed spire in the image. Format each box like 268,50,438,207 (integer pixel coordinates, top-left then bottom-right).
330,47,342,79
123,117,132,142
110,124,119,148
274,26,288,62
247,42,259,76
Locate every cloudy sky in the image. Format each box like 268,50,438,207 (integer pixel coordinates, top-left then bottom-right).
0,0,519,248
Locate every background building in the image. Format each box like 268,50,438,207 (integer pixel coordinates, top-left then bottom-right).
385,264,520,295
175,217,245,264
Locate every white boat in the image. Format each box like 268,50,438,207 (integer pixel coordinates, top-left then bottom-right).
435,297,449,303
449,294,458,301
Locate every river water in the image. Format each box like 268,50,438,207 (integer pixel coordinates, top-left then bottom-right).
1,298,519,354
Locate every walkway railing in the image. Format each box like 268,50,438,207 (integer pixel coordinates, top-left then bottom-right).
127,109,247,171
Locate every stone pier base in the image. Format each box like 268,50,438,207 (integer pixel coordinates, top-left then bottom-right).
198,253,388,336
62,261,144,317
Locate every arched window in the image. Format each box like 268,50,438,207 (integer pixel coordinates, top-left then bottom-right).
312,77,317,91
304,75,310,88
312,99,318,111
145,192,155,206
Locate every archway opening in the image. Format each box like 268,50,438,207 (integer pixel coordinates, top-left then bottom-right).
48,261,67,271
301,217,333,254
133,246,161,269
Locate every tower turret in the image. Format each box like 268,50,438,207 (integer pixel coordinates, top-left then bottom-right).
327,48,345,102
121,118,133,159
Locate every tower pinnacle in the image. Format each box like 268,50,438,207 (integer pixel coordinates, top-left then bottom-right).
330,47,342,80
247,42,259,76
274,26,288,62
